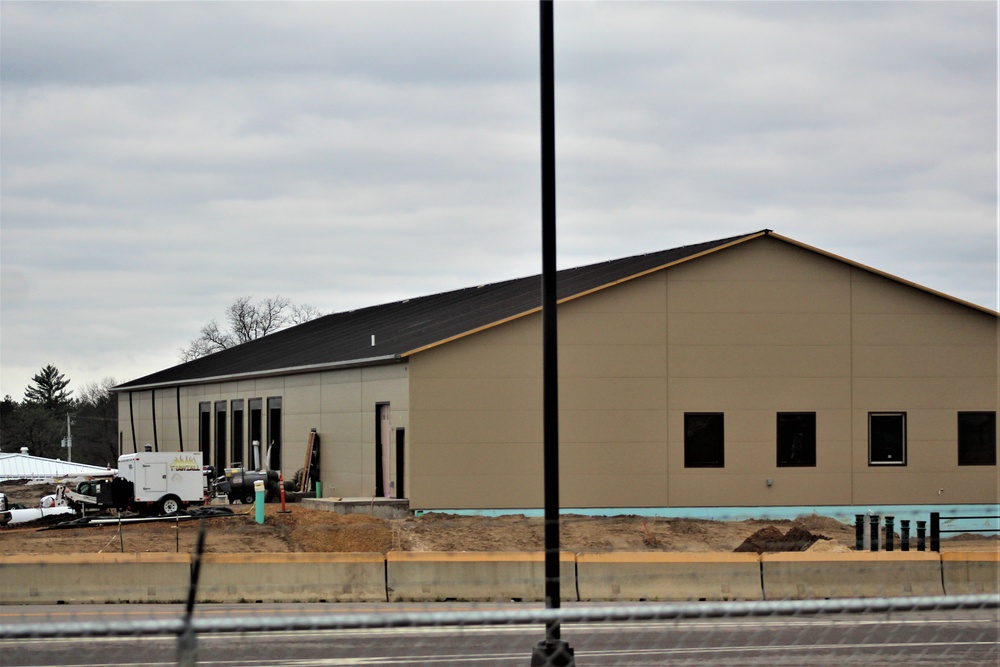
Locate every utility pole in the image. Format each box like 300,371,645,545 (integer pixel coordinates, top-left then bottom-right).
531,1,575,665
65,412,73,462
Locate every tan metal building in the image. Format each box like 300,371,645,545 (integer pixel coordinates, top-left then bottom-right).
115,231,998,509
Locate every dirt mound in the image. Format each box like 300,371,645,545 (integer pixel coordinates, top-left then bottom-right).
734,525,827,553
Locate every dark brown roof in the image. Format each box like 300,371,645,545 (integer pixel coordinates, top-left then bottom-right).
116,231,764,389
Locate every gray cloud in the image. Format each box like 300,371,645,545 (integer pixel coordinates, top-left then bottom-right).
1,1,995,399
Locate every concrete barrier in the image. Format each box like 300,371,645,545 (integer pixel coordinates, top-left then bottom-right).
386,551,576,602
576,553,763,601
198,553,386,603
761,552,944,599
941,552,999,596
0,553,191,604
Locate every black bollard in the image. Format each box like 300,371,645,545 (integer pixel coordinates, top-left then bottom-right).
885,516,894,551
916,520,926,552
855,514,865,551
900,519,910,552
869,514,880,552
930,512,940,552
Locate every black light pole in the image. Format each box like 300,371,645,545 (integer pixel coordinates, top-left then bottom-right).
531,1,575,665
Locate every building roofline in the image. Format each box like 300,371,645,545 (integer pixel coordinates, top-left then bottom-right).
111,354,402,393
768,232,1000,318
402,231,770,357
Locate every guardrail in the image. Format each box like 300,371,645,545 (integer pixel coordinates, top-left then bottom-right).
930,511,1000,552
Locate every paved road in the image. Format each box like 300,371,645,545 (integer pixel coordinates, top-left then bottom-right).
2,603,997,666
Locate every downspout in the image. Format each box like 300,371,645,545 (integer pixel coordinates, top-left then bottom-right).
128,391,137,453
176,386,184,452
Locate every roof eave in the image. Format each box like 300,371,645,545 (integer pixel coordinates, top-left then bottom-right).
112,354,403,393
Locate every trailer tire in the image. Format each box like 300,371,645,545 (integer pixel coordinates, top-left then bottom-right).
158,495,182,516
238,490,255,505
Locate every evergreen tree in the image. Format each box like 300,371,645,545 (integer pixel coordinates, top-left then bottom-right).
24,364,73,411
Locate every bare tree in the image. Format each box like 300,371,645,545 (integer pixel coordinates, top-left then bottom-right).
180,295,324,362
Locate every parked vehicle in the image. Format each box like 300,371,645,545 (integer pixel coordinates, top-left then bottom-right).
65,450,210,515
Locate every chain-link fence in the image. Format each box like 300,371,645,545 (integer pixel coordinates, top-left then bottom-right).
2,594,998,666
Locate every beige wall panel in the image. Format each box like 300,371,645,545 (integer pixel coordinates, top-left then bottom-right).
669,237,850,284
559,441,666,476
561,377,667,411
283,382,322,416
561,473,669,507
412,377,542,412
561,345,666,379
668,345,850,379
416,343,540,378
853,377,995,409
559,312,668,346
416,442,540,477
252,377,285,393
560,409,667,445
668,472,852,507
853,346,997,379
412,474,543,509
853,472,1000,505
563,272,666,312
668,279,850,315
852,271,987,314
668,314,851,346
668,377,852,411
415,409,541,445
853,313,995,346
321,380,364,413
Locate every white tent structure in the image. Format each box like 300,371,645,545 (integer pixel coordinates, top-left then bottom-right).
0,448,115,481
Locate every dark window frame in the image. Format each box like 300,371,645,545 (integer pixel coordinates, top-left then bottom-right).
684,412,725,468
958,411,997,466
776,412,817,467
869,412,907,466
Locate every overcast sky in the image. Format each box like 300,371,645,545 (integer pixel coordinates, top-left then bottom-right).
1,1,997,401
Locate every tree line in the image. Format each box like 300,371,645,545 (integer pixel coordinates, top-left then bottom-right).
1,365,119,467
1,297,323,466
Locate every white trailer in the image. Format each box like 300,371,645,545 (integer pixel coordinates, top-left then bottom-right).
116,451,207,514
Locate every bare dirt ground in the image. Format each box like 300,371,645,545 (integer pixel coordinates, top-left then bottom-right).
1,481,996,556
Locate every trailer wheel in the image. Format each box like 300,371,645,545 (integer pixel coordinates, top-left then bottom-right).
158,495,182,515
239,490,255,505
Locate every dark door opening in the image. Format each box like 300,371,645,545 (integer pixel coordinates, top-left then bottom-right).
231,400,244,467
267,397,282,472
395,428,405,499
249,398,262,469
214,401,227,472
375,403,390,497
198,402,211,467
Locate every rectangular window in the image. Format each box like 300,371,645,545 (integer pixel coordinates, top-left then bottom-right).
958,412,996,466
684,413,725,468
776,412,816,467
231,400,244,468
248,398,262,469
198,402,211,467
214,401,227,472
266,397,282,471
869,412,906,465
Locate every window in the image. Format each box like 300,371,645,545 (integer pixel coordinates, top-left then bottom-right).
214,401,227,471
958,412,996,466
684,413,724,468
869,412,906,465
776,412,816,467
231,400,244,467
198,402,211,467
266,397,282,471
248,398,262,469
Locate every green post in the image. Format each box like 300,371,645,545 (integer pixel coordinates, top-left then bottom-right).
254,480,265,524
315,481,322,498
